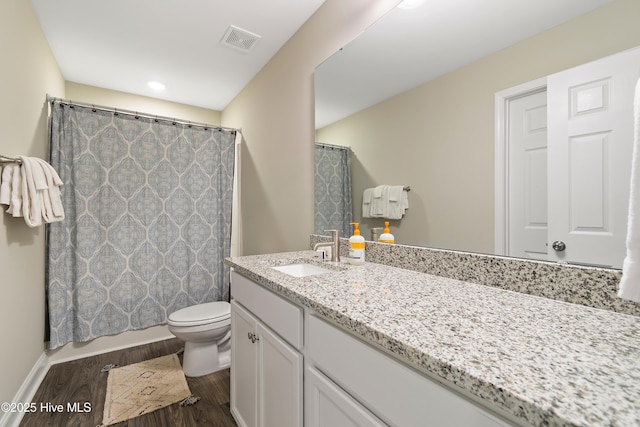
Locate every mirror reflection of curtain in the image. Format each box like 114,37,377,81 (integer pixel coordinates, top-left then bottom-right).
46,101,236,350
314,143,352,237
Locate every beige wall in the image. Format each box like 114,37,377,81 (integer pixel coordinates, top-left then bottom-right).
222,0,400,255
0,0,64,408
65,82,222,125
317,0,640,254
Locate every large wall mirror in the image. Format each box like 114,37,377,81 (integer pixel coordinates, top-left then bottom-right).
314,0,640,269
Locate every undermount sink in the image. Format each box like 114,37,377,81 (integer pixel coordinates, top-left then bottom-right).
272,263,332,277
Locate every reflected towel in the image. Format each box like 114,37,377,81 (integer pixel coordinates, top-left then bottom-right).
366,185,409,219
370,185,387,216
619,77,640,302
387,186,409,220
362,188,373,218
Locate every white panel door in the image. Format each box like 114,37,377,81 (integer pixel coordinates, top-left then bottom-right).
508,90,548,260
547,46,640,268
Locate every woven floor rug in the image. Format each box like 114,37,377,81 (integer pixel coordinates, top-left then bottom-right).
101,354,192,426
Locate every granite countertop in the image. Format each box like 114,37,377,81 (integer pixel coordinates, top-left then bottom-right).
225,251,640,427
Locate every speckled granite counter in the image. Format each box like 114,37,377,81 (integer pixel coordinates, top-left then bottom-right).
225,251,640,427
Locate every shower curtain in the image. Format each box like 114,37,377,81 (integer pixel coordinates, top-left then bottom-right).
314,143,352,237
46,102,236,349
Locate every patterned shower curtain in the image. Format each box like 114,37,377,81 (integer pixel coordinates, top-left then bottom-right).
314,143,352,237
46,102,236,350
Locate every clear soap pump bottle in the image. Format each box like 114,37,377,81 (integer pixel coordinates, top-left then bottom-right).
348,222,365,265
379,221,395,244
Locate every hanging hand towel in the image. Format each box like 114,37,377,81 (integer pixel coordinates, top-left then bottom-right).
387,185,409,220
619,77,640,302
8,164,23,217
16,156,64,227
34,158,65,222
0,163,15,206
366,185,410,219
19,156,43,226
0,164,24,217
370,185,386,217
362,188,373,218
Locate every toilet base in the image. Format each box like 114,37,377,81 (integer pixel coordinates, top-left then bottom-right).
182,340,230,377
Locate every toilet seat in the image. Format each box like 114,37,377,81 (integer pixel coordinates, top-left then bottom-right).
168,301,230,327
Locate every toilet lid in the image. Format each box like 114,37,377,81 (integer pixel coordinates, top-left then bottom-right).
168,301,230,326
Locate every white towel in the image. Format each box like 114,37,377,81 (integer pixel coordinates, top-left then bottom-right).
34,158,64,222
390,186,402,202
370,185,387,217
19,156,43,226
619,77,640,302
5,156,65,227
0,164,16,206
8,165,23,217
362,188,373,218
365,185,409,219
387,185,409,220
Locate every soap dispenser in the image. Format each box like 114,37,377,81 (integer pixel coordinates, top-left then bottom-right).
379,221,395,244
348,222,365,265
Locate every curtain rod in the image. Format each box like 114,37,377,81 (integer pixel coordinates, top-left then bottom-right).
46,95,242,134
315,142,351,151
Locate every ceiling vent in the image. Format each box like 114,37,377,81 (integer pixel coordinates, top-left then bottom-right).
220,25,261,53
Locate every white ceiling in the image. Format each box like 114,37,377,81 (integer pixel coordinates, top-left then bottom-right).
29,0,326,111
315,0,614,128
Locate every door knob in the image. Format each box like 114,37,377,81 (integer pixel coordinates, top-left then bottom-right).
552,241,566,252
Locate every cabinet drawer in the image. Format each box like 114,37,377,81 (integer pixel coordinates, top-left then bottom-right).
307,315,514,427
231,271,303,349
305,365,386,427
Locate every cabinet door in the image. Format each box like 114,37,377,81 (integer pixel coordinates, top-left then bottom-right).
305,365,386,427
231,301,259,427
258,322,303,427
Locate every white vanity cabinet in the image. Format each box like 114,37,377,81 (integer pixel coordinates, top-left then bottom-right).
230,272,303,427
230,270,518,427
307,314,515,427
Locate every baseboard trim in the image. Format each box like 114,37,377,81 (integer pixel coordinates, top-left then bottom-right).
0,352,50,427
47,328,174,365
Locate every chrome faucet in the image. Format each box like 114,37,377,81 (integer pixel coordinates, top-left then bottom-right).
313,229,340,262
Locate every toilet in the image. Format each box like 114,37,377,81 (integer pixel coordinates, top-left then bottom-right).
168,301,231,377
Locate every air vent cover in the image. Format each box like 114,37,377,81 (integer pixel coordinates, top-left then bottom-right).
220,25,261,53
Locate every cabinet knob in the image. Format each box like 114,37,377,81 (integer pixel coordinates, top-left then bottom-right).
247,332,259,343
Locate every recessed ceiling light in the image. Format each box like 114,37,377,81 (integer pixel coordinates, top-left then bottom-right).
397,0,424,10
148,81,166,91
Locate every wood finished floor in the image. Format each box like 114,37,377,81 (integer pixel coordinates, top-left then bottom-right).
19,338,237,427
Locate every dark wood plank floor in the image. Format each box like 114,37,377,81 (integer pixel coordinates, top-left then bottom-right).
20,338,237,427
